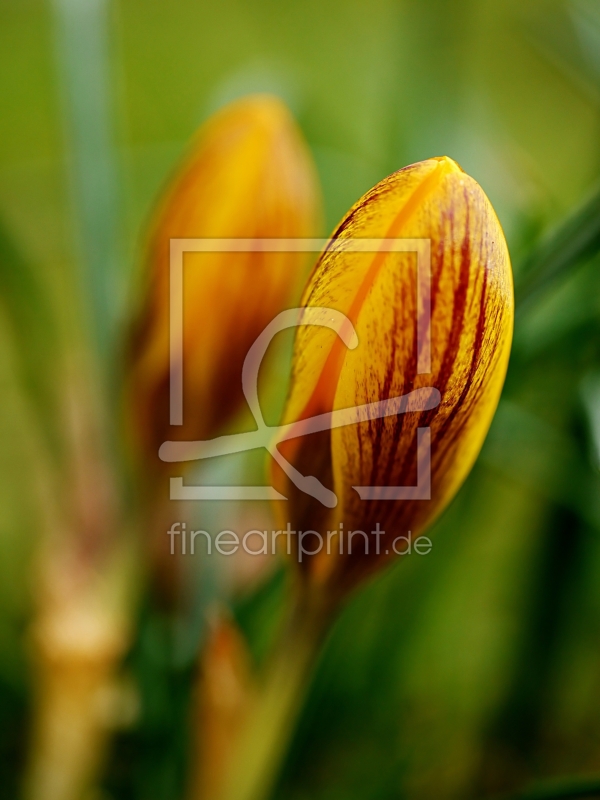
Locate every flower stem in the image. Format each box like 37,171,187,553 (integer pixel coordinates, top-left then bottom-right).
221,587,332,800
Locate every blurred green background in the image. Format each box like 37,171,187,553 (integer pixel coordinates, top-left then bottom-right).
2,1,600,799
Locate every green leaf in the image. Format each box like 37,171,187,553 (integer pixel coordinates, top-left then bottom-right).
0,218,63,462
516,187,600,315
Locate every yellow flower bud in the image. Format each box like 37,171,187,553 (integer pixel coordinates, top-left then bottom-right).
273,157,513,597
127,94,320,464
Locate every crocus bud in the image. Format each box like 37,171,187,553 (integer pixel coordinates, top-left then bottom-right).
127,94,320,464
273,157,513,597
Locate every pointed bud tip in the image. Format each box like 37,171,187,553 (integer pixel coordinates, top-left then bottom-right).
205,93,299,141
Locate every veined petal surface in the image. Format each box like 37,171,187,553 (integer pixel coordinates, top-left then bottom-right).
274,157,513,594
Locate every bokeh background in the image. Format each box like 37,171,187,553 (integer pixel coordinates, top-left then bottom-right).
2,1,600,799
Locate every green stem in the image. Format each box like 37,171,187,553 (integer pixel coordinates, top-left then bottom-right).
222,588,333,800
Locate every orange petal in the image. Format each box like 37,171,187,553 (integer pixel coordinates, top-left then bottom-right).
127,94,320,466
273,157,513,596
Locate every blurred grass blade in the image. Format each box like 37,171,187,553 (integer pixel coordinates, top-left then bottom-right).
581,372,600,471
516,186,600,314
0,219,63,461
52,0,121,363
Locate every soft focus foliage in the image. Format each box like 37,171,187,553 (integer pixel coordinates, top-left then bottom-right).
1,2,600,800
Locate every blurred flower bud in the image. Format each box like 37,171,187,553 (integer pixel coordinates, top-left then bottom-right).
273,156,513,597
127,94,320,466
190,613,255,800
